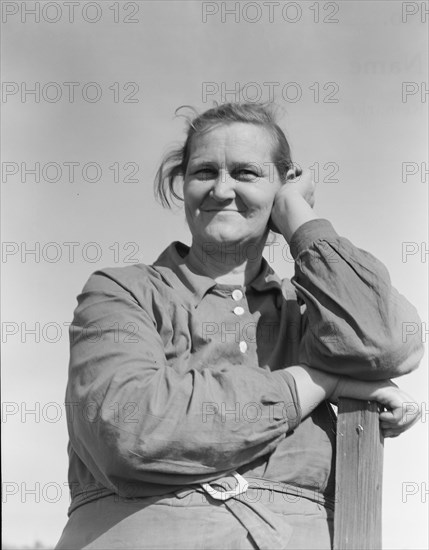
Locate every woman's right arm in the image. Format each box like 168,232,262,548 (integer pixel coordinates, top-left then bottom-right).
67,268,419,495
66,268,303,492
286,365,421,437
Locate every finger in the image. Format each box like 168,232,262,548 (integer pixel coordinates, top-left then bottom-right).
379,409,403,423
380,414,418,430
380,407,421,424
382,424,407,435
379,411,397,422
383,430,401,438
380,420,397,429
381,414,420,433
381,417,420,434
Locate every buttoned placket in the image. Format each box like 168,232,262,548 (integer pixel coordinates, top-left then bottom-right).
231,288,248,354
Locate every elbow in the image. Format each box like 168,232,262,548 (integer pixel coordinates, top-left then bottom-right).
374,324,425,378
303,320,424,380
377,293,425,377
354,298,425,378
360,315,425,379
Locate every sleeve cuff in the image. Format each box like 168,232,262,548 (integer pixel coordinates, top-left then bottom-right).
272,370,302,432
289,219,339,260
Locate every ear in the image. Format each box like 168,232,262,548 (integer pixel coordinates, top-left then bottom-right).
286,165,303,181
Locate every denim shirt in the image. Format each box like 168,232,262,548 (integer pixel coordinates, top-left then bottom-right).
64,219,423,515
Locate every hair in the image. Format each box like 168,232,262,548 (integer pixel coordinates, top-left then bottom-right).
154,102,294,208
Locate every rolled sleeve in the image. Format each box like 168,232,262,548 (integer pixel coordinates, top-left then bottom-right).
289,219,424,379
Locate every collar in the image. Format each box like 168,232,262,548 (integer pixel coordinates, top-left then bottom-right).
152,241,283,307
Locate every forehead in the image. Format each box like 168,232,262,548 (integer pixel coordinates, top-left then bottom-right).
188,123,275,163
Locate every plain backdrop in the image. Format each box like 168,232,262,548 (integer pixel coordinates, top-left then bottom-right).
1,1,428,548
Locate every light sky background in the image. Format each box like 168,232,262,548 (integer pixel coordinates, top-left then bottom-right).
1,1,428,548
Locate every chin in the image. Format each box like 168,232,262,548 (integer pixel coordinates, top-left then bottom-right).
204,230,243,244
191,219,267,245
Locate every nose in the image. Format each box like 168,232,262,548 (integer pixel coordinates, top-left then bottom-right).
210,169,236,201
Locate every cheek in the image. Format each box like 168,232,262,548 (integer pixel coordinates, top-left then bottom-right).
183,185,196,212
245,189,277,216
183,187,204,227
183,180,203,205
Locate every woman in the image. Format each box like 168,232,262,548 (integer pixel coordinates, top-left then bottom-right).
56,103,423,549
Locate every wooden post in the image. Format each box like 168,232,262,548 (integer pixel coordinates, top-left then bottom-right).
333,399,384,550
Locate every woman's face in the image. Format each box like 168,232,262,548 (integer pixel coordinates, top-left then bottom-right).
183,123,282,249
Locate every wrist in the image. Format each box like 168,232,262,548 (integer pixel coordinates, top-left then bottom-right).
330,376,346,403
286,365,340,399
332,377,396,403
272,192,318,243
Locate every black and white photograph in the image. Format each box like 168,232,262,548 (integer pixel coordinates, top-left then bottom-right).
1,1,428,548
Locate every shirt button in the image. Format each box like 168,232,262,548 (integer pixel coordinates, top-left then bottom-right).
232,289,243,301
233,306,245,316
239,341,248,353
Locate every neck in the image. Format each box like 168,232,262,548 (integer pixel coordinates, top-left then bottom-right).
186,237,266,286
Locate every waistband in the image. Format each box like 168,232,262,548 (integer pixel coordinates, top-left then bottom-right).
171,475,333,509
173,472,334,550
68,473,334,549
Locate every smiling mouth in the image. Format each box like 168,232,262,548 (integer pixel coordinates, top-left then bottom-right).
202,209,244,213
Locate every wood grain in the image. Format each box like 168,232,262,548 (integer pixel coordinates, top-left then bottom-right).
333,398,384,550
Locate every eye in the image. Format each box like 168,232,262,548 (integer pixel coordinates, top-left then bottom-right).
194,168,217,181
233,169,259,182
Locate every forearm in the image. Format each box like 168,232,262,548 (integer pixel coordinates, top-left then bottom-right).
272,172,422,379
286,366,421,438
67,269,303,490
285,365,339,419
286,365,388,415
273,190,319,243
331,376,395,403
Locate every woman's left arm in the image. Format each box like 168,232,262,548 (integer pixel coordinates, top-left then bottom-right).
271,174,424,380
